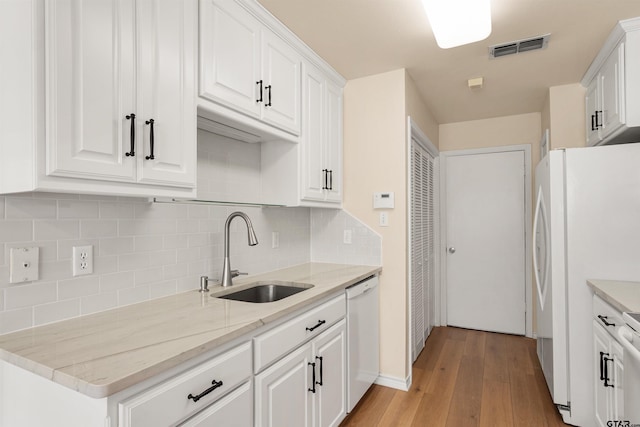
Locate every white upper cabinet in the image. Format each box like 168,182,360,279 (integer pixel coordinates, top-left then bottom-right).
583,17,640,146
301,62,343,205
0,0,197,197
200,0,301,136
46,0,137,182
137,0,197,187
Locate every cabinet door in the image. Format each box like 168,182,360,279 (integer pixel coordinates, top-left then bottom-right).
199,0,262,119
593,321,611,427
323,81,343,204
600,42,625,139
255,344,313,427
610,340,625,422
137,0,196,187
312,320,346,427
179,381,253,427
585,77,601,146
45,0,137,182
301,63,326,202
261,30,301,135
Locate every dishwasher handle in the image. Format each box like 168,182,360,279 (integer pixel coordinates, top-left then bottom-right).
618,326,640,363
346,277,378,299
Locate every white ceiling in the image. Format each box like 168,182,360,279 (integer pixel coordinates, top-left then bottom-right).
258,0,640,124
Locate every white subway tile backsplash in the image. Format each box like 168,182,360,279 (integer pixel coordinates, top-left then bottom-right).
149,280,177,299
118,253,150,272
135,267,164,286
100,202,134,219
34,220,78,241
58,276,100,300
134,236,164,252
0,221,33,242
118,285,149,307
34,299,80,326
81,220,118,239
4,282,57,310
0,192,382,336
94,255,119,275
5,198,57,219
100,271,135,293
100,237,135,256
163,263,188,281
58,200,99,219
81,292,118,315
0,308,33,334
164,234,189,249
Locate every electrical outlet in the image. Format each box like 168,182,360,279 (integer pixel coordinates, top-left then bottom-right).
9,247,39,284
272,231,280,249
343,229,352,244
72,245,94,276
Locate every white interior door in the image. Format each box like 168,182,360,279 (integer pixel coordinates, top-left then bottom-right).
445,149,526,335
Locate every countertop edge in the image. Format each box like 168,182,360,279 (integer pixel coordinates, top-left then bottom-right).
0,263,382,399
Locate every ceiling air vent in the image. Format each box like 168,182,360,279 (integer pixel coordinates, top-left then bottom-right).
489,34,550,59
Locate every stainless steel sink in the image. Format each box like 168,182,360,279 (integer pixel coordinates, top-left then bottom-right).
215,281,313,303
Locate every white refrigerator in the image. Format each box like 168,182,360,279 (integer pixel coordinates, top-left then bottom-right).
534,143,640,426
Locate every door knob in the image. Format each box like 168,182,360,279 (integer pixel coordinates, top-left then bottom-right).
448,247,456,254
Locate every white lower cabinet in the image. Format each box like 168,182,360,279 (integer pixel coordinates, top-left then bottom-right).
593,293,626,427
179,380,253,427
119,341,252,427
255,320,346,427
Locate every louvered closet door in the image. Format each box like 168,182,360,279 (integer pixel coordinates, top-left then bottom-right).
411,140,436,362
411,144,425,362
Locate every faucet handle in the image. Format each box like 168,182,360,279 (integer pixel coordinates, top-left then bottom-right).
230,270,247,278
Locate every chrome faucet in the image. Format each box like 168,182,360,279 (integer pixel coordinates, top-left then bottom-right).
220,211,258,287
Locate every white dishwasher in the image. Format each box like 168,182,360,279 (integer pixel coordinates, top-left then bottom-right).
346,275,379,412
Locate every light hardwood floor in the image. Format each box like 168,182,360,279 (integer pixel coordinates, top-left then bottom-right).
341,326,571,427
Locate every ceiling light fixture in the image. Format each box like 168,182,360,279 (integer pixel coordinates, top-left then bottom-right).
421,0,492,49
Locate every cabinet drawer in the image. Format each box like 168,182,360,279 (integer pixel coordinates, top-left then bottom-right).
254,294,345,373
119,341,252,427
179,380,253,427
593,294,624,335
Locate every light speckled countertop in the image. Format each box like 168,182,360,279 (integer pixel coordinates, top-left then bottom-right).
587,279,640,313
0,263,380,399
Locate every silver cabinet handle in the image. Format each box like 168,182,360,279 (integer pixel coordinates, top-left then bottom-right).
448,247,456,254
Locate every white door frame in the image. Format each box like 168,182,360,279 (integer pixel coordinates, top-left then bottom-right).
439,144,532,338
406,116,440,378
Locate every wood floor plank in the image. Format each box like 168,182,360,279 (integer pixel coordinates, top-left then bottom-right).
377,367,427,426
340,327,572,427
483,332,510,383
341,384,396,427
464,329,487,358
414,327,446,371
446,355,484,427
506,333,535,376
479,379,514,427
447,326,469,341
510,371,549,426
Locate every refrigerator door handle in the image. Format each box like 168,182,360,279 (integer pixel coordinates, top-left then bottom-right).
533,186,550,310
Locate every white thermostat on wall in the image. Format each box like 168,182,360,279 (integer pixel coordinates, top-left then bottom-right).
373,192,395,209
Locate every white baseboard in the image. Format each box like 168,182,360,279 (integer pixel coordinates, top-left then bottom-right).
374,373,411,391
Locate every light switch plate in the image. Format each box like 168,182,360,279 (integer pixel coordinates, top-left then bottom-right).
379,212,389,227
9,247,39,284
343,229,352,244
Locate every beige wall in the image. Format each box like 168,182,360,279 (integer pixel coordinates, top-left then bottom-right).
548,83,586,150
405,70,439,147
344,69,438,383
